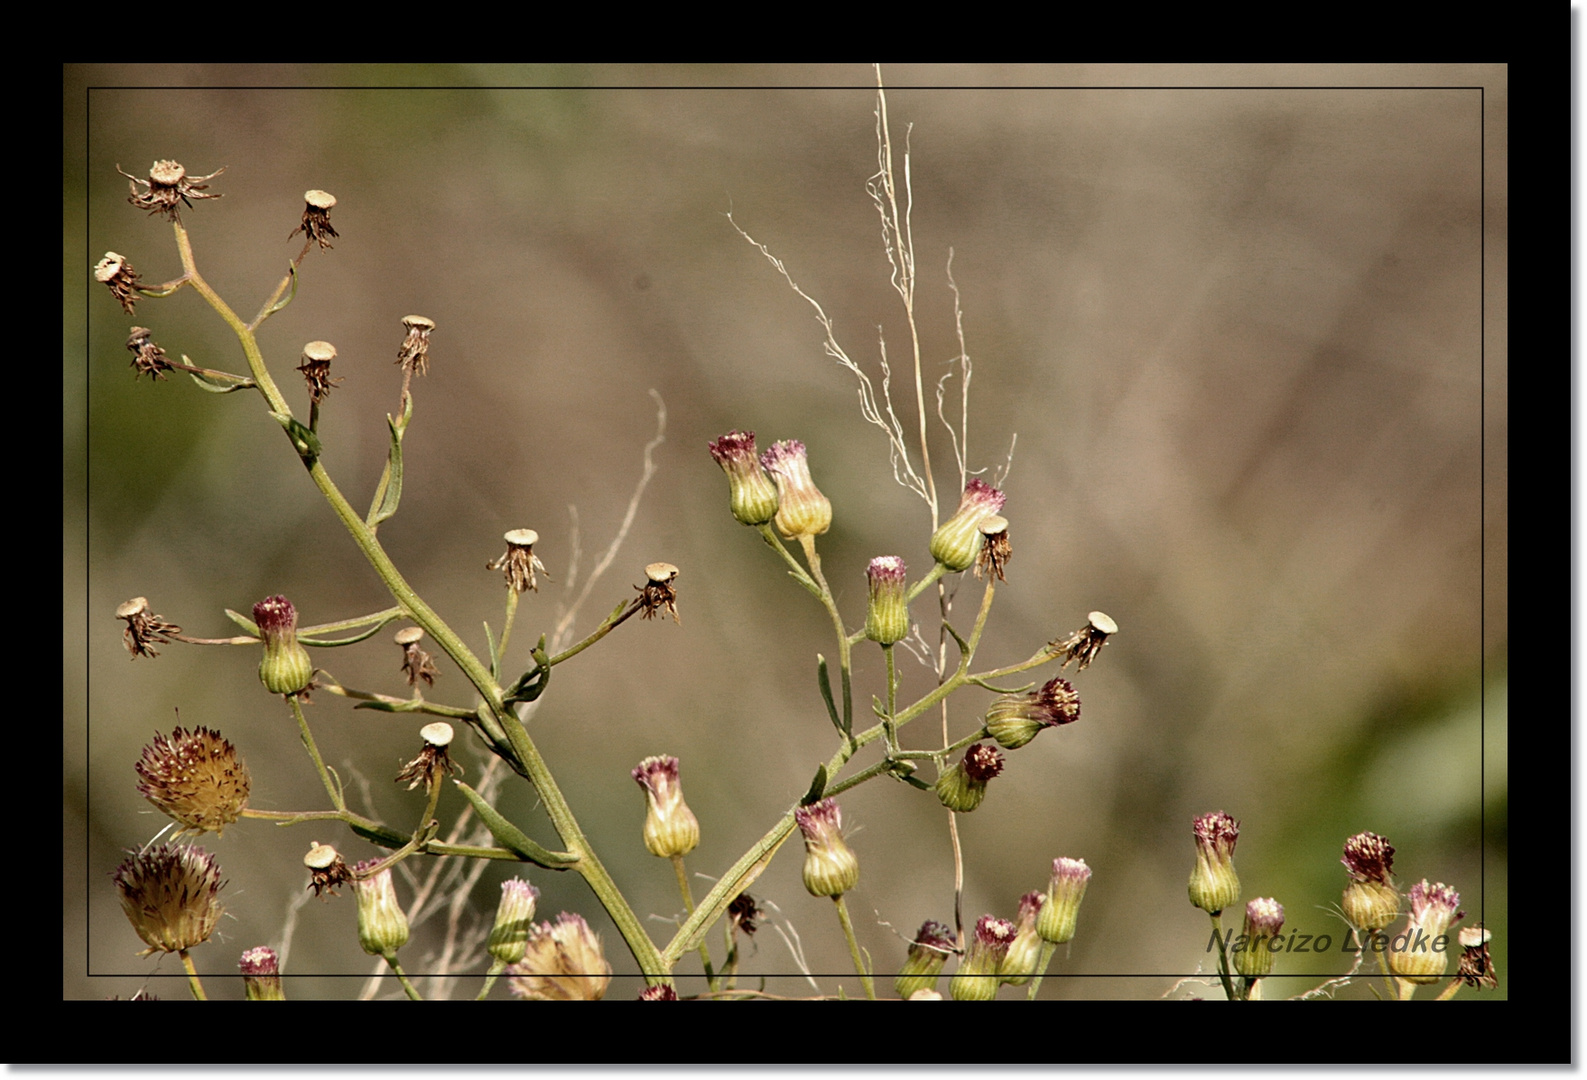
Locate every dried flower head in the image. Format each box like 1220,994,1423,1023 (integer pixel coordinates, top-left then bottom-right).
794,797,860,898
118,159,225,221
983,676,1081,750
397,315,435,376
637,562,680,623
632,755,700,858
489,529,548,594
1340,831,1399,932
113,843,226,956
290,189,339,249
1188,811,1242,915
393,626,439,688
304,841,352,898
758,439,832,540
507,912,613,1001
950,914,1017,1001
1456,924,1498,991
238,946,285,1001
929,478,1007,573
395,722,460,791
934,741,1004,813
895,920,957,1000
973,515,1011,582
1389,880,1463,985
728,892,762,937
95,252,143,314
135,726,250,837
116,597,180,659
125,326,174,381
1051,611,1118,670
296,340,342,404
708,430,779,527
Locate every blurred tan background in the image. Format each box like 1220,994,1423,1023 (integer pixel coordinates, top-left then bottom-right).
66,64,1505,1001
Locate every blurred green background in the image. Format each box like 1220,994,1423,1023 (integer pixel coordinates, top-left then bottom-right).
66,64,1505,1001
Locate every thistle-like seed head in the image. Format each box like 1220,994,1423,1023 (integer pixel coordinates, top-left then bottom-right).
113,844,226,956
135,726,250,836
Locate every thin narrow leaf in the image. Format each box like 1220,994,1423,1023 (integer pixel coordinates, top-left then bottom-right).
454,781,579,869
270,410,321,462
816,655,842,734
186,363,255,394
224,609,260,635
802,764,828,804
349,820,409,847
366,413,404,528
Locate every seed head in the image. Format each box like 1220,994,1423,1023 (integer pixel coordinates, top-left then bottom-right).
125,326,174,381
296,340,342,403
304,841,352,898
116,596,180,659
488,529,548,594
1051,611,1118,670
113,843,226,956
397,315,436,375
507,912,613,1001
95,252,143,314
290,189,339,249
973,515,1012,582
118,159,225,221
637,562,681,624
394,626,439,687
135,726,250,837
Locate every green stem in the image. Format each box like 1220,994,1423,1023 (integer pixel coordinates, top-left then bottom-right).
833,894,876,1000
672,854,719,991
382,951,423,1000
497,588,520,670
178,949,207,1001
1026,940,1058,1000
478,959,508,1000
1209,912,1237,1000
290,694,343,811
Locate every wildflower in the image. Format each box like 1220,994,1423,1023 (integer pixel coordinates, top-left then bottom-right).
973,515,1011,581
118,159,224,221
934,742,1004,813
238,946,285,1001
639,984,679,1000
253,595,315,696
1340,831,1399,932
507,912,612,1001
1051,611,1118,670
395,722,460,791
351,859,410,956
1456,924,1498,991
488,529,547,594
929,478,1006,572
1388,880,1462,985
1001,891,1047,985
125,326,173,381
950,915,1016,1001
296,340,342,403
113,843,225,956
864,555,911,646
894,920,956,999
707,430,779,527
637,562,681,623
116,597,180,659
95,252,143,314
983,675,1080,750
397,315,435,376
794,798,859,898
290,190,339,249
304,841,352,898
632,755,700,858
487,878,541,966
135,726,250,836
1233,897,1285,980
1188,811,1241,915
394,626,439,687
1037,857,1092,945
758,439,832,540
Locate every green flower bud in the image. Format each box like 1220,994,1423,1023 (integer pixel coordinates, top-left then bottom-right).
351,860,409,956
1188,811,1241,915
934,742,1003,813
950,915,1016,1001
1037,857,1092,945
1233,897,1284,979
1000,891,1047,985
983,677,1081,750
864,556,910,645
794,798,859,898
253,595,314,696
759,439,832,540
894,920,956,999
708,430,779,526
928,478,1006,572
1388,881,1462,985
632,755,700,858
488,878,540,966
238,946,285,1001
1340,832,1400,932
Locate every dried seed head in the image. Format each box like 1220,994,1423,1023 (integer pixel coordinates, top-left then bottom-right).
95,252,143,314
297,340,342,403
397,315,436,375
116,596,181,659
118,159,225,221
396,723,460,790
973,515,1011,582
728,892,762,937
1051,611,1117,670
1456,924,1498,990
637,562,681,623
113,843,226,956
135,726,251,837
395,626,439,687
290,189,340,249
488,529,549,594
304,841,352,898
125,326,174,381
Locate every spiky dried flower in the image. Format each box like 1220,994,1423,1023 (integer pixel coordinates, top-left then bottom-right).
397,315,435,375
116,597,180,659
113,843,225,956
95,252,143,314
394,626,439,687
125,327,174,381
507,912,613,1001
1456,924,1498,991
637,562,680,623
489,529,548,594
296,340,342,403
973,515,1012,582
395,722,460,790
135,726,250,837
118,159,224,221
304,841,352,898
728,892,762,937
290,190,339,249
1051,611,1118,670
